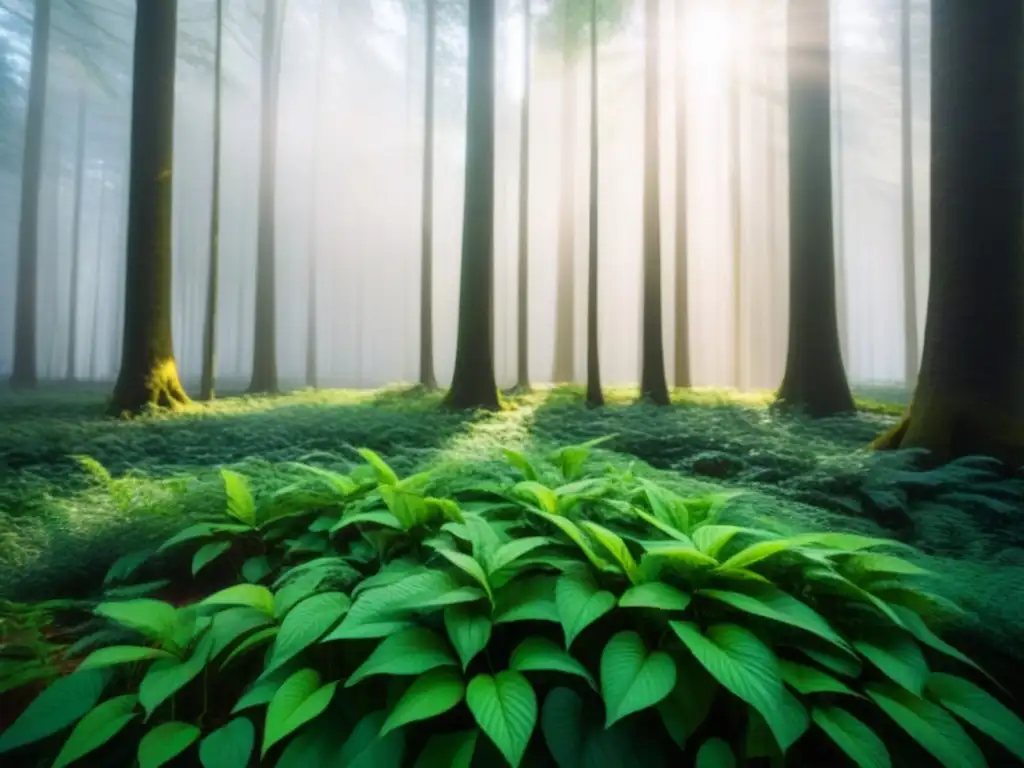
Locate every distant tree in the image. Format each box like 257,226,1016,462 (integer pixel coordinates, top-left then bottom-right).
899,0,918,387
418,0,439,390
443,0,499,410
672,0,691,388
775,0,855,417
584,0,602,406
66,94,88,381
109,0,189,414
306,0,328,390
873,1,1023,466
513,0,533,393
728,0,744,389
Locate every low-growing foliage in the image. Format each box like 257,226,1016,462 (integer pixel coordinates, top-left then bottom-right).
0,439,1021,767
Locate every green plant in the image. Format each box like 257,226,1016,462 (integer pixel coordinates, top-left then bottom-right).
0,440,1021,767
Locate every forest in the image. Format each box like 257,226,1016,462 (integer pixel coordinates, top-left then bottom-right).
0,0,1021,766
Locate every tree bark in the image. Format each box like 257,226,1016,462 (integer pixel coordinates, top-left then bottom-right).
305,0,328,390
673,0,690,389
584,0,603,407
899,0,918,388
443,0,499,410
66,95,88,381
419,0,438,390
514,0,533,392
200,0,224,401
109,0,189,415
874,0,1023,467
639,0,669,405
775,0,855,417
9,0,52,389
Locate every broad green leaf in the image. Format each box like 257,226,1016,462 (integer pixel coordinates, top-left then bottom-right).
488,537,552,575
330,509,405,534
510,636,597,690
193,541,232,576
640,545,719,576
779,660,857,696
493,576,560,625
262,669,338,756
639,479,690,533
207,606,273,659
0,669,109,753
158,522,251,552
346,627,457,686
199,718,254,768
53,694,138,768
839,553,930,579
580,521,641,584
467,671,537,768
104,549,151,585
504,449,539,481
202,584,275,616
657,655,718,748
866,681,985,768
418,586,488,610
600,631,676,727
790,532,904,552
630,505,697,545
414,729,478,768
718,537,816,572
138,721,200,768
221,627,277,669
357,447,400,486
434,548,493,600
333,570,461,637
854,635,929,696
926,673,1024,761
242,555,273,583
532,510,612,572
797,645,862,678
95,599,180,644
222,469,257,526
892,607,996,687
381,668,466,735
275,716,349,766
78,646,177,671
693,525,751,556
555,570,617,648
338,710,407,767
696,737,735,768
514,481,558,513
264,592,350,675
541,685,638,768
139,633,215,718
619,582,691,613
812,707,891,768
445,605,492,670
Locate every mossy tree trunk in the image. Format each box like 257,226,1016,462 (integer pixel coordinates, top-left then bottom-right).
10,0,52,389
899,0,918,388
672,0,690,389
775,0,855,418
200,0,224,401
639,0,669,405
874,0,1023,467
443,0,499,411
109,0,189,415
66,94,87,382
584,0,602,407
419,0,438,390
514,0,533,393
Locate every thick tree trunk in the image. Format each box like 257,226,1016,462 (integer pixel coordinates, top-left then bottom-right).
874,1,1023,467
109,0,189,415
419,0,438,390
776,0,855,417
443,0,499,411
832,0,849,366
249,0,282,395
729,0,744,390
514,0,533,393
899,0,918,388
673,0,690,389
584,0,603,407
66,95,87,381
200,0,224,401
10,0,52,389
639,0,669,405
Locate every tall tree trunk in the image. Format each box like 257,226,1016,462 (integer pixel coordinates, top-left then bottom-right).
443,0,499,410
109,0,189,414
899,0,918,388
639,0,669,405
306,0,328,390
584,0,603,407
419,0,438,389
514,0,533,392
10,0,52,388
249,0,282,394
110,158,129,375
832,3,849,365
874,1,1023,467
673,0,690,388
729,0,744,390
90,169,108,381
200,0,224,401
66,95,88,381
776,0,854,417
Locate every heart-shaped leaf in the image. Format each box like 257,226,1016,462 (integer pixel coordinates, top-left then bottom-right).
812,707,891,768
138,721,200,768
510,636,597,690
466,671,537,768
264,592,350,675
53,694,138,768
600,631,676,727
555,570,616,648
619,582,692,613
202,584,275,616
381,668,466,735
346,627,457,686
262,669,338,756
199,718,255,768
444,605,492,670
413,729,478,768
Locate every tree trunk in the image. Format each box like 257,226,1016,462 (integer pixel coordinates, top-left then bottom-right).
899,0,918,388
66,95,88,381
874,1,1023,467
729,0,743,390
109,0,189,415
514,0,533,392
443,0,499,411
639,0,669,405
832,0,850,367
305,0,328,390
584,0,603,407
200,0,224,401
775,0,854,417
419,0,438,390
10,0,52,388
90,168,108,381
249,0,282,394
673,0,690,389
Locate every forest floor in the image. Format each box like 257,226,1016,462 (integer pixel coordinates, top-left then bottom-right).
1,382,1021,676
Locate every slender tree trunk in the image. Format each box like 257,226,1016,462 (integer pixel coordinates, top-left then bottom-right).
90,168,108,381
639,0,669,405
66,95,88,381
419,0,438,389
10,0,52,388
673,0,690,388
305,1,328,389
833,4,850,365
109,0,189,415
514,0,533,392
899,0,918,388
874,0,1023,467
110,158,129,376
249,0,282,394
200,0,224,401
776,0,855,417
729,0,744,390
584,0,603,407
443,0,499,410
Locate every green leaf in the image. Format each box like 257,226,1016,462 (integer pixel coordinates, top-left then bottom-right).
639,479,690,534
202,584,275,616
139,633,215,718
656,655,718,748
891,606,996,686
262,669,338,756
866,681,985,768
0,669,109,753
779,660,857,696
555,569,617,648
504,449,539,481
357,447,400,485
264,591,349,675
242,555,273,583
493,576,560,624
600,631,677,727
797,645,862,678
925,673,1024,761
338,710,406,767
514,481,559,513
532,510,612,572
434,547,493,600
158,522,251,552
696,737,735,768
630,504,697,545
331,509,405,534
619,582,691,613
138,721,200,768
640,545,719,575
381,668,466,735
193,541,232,576
199,718,254,768
53,694,138,768
333,570,461,637
221,627,277,669
693,524,754,556
95,599,181,644
346,627,457,687
275,716,349,767
839,552,930,579
716,537,807,571
233,666,295,713
414,729,478,768
489,537,552,575
466,671,537,768
854,634,929,696
445,605,492,670
812,707,891,768
78,646,177,671
510,636,597,690
207,606,273,659
222,469,257,526
541,685,640,768
580,521,640,583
